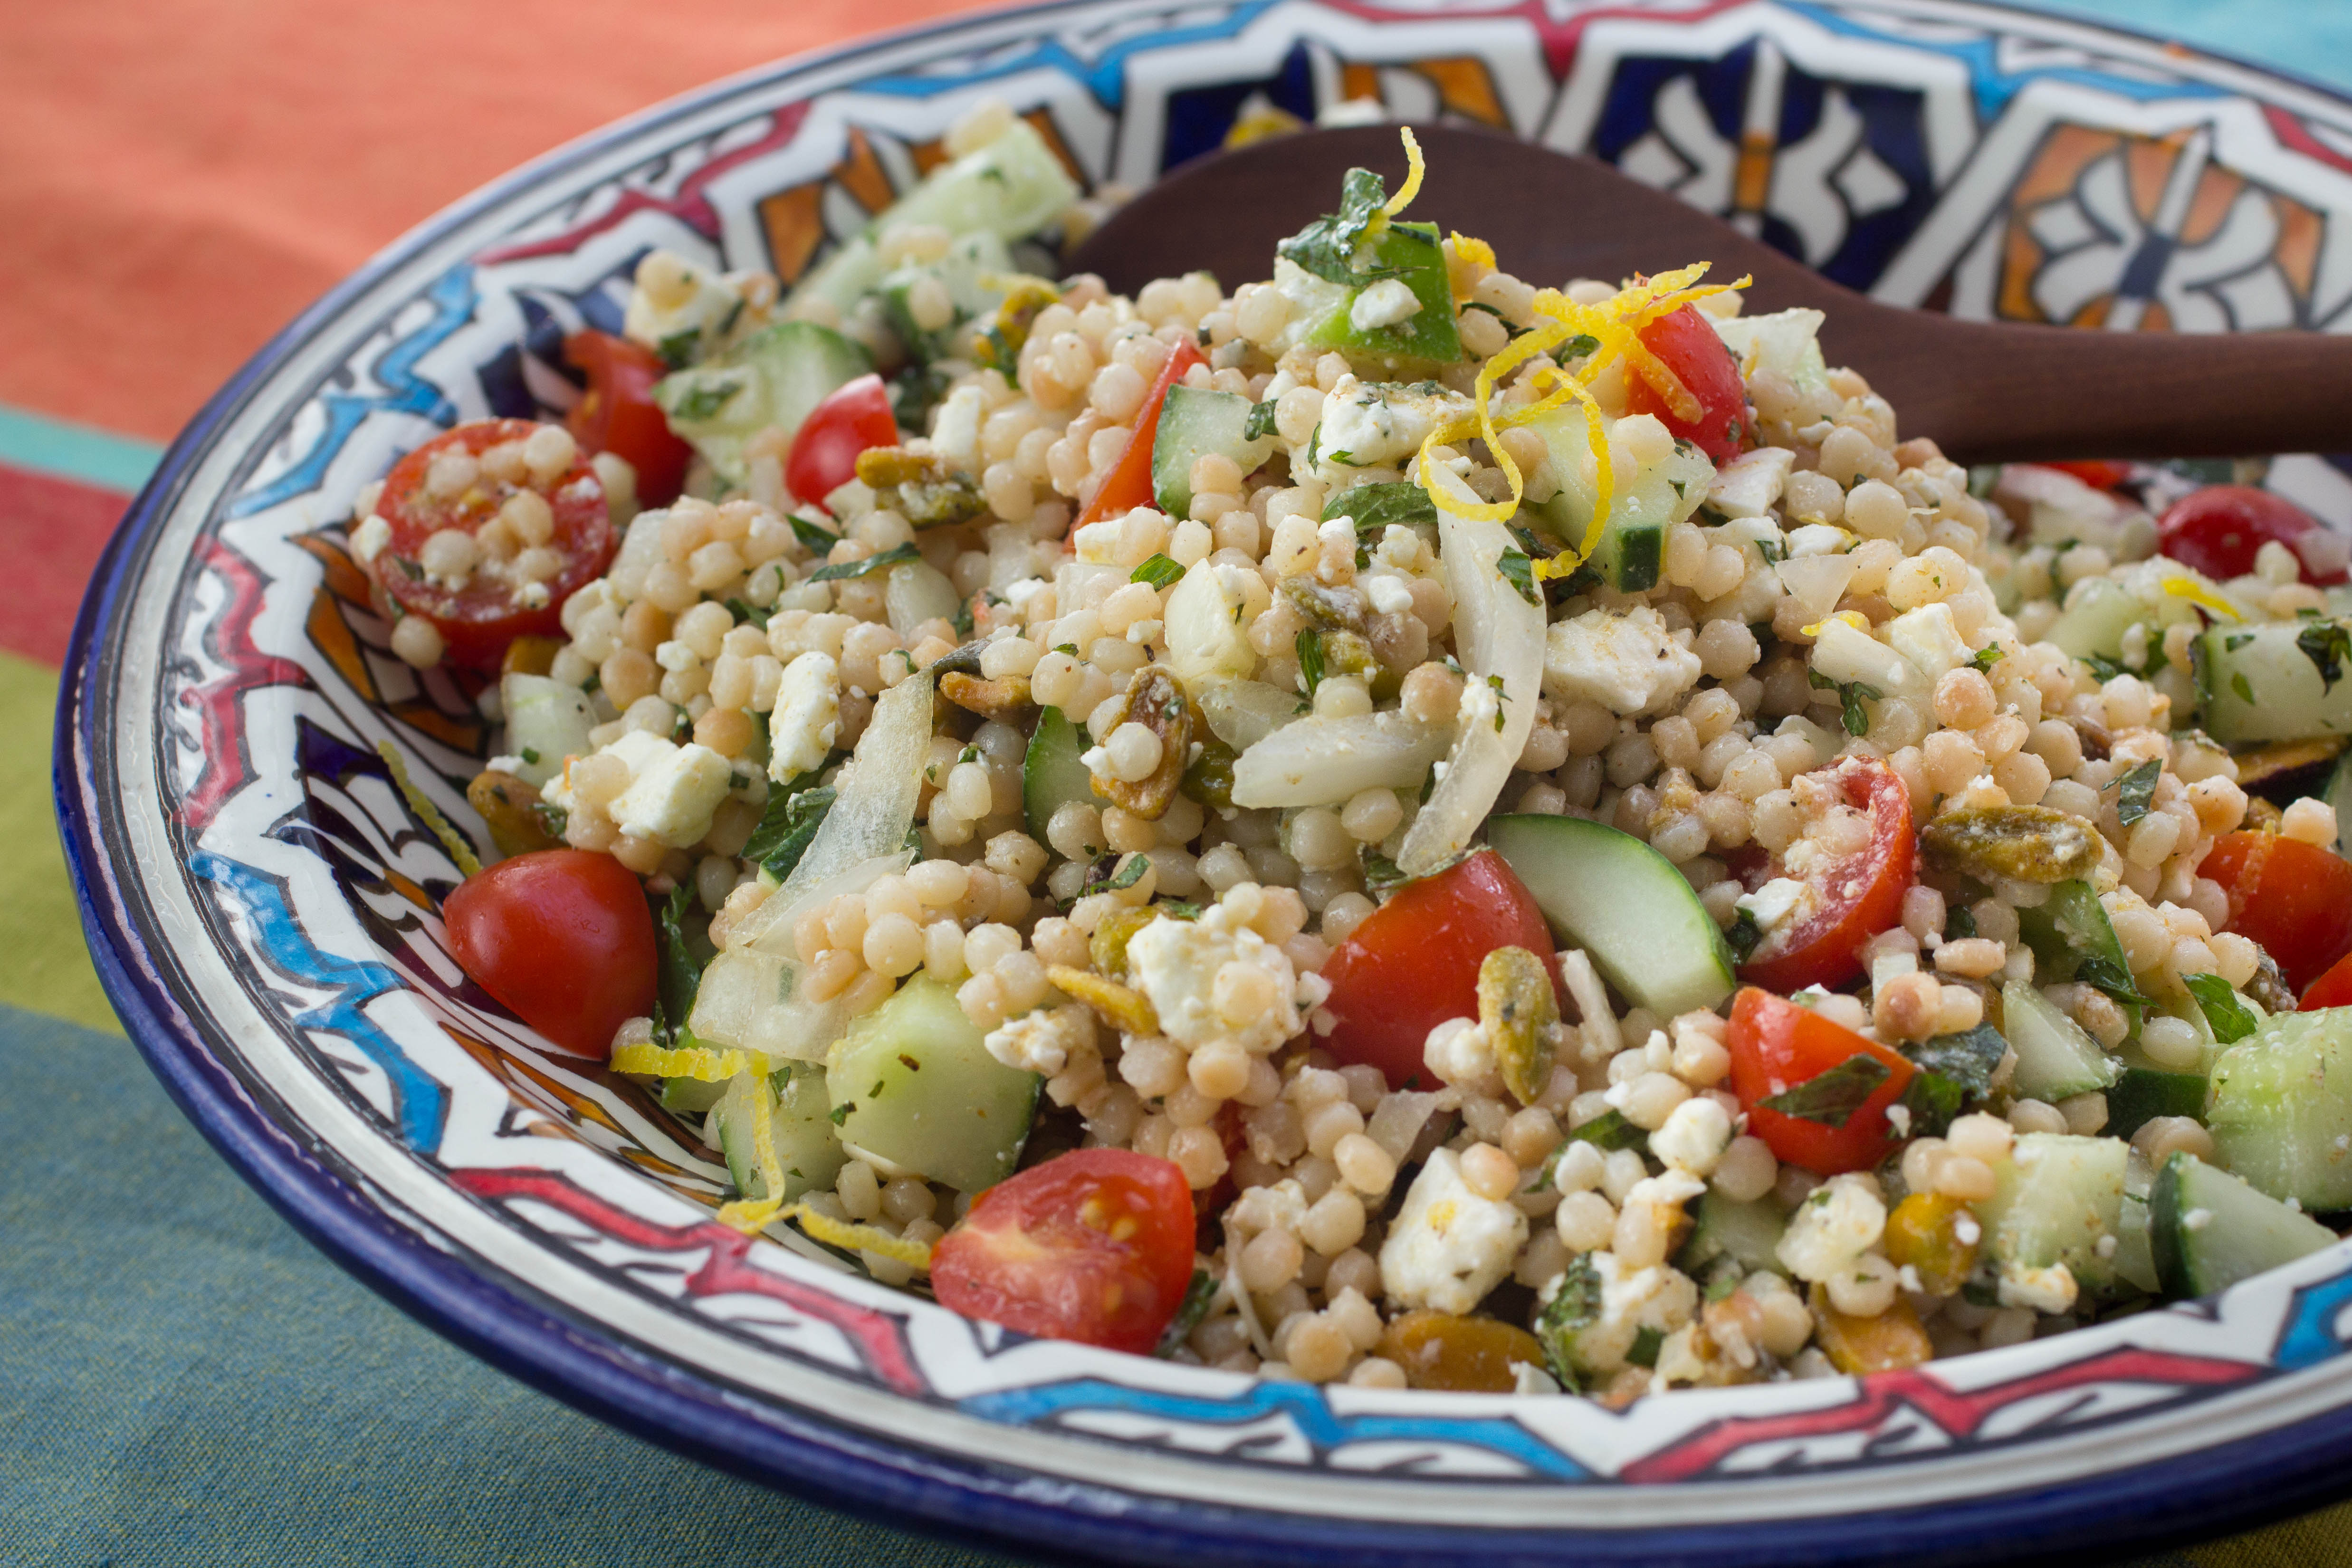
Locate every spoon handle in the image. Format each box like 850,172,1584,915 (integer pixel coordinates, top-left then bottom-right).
1859,315,2352,465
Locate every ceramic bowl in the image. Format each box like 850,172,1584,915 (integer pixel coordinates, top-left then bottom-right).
57,1,2352,1561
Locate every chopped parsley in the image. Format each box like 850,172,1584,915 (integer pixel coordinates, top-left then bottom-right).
1296,627,1327,698
1498,546,1539,607
1129,553,1185,590
2113,758,2162,827
1755,1054,1892,1127
2298,621,2352,692
808,542,921,583
1275,166,1400,287
1322,480,1438,532
1243,399,1280,443
2184,973,2259,1045
1808,668,1881,737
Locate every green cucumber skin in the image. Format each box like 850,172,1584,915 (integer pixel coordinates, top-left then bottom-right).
660,1075,729,1115
1296,221,1464,366
2151,1151,2339,1299
2205,1006,2352,1209
1153,385,1274,518
826,974,1041,1193
1486,813,1735,1018
2328,747,2352,860
2015,880,2142,1035
1023,706,1099,843
2197,618,2352,746
2105,1063,2207,1141
1597,525,1664,594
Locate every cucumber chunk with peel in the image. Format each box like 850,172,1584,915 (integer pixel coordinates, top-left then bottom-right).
1486,813,1735,1018
1023,705,1099,844
2151,1151,2339,1298
825,974,1041,1193
2000,980,2120,1103
1153,385,1276,518
2197,616,2352,746
2204,1005,2352,1209
1977,1132,2129,1294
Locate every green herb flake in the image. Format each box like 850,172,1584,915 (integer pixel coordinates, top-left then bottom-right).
1105,855,1152,892
829,1103,852,1127
1530,1110,1646,1187
1323,480,1439,533
1903,1023,2008,1098
668,376,744,422
1130,554,1185,590
1755,1053,1893,1127
1498,546,1540,607
1488,673,1508,732
518,747,540,766
808,541,921,583
1156,1269,1221,1357
2114,758,2162,827
1969,644,2005,673
1725,907,1763,964
647,885,706,1048
1275,166,1400,287
1946,905,1978,940
1896,1070,1964,1138
1808,668,1881,737
2298,621,2352,692
654,328,700,370
2072,951,2151,1008
1359,849,1414,898
789,512,841,555
1296,627,1327,698
743,780,837,882
2225,633,2256,652
2084,652,2126,684
1243,400,1280,443
2184,972,2259,1045
1533,1252,1600,1392
725,597,771,631
2232,671,2257,704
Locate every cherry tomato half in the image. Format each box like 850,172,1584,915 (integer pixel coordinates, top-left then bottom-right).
1622,304,1750,464
1318,850,1557,1090
370,419,616,669
2303,948,2352,1011
787,373,901,507
443,849,658,1058
930,1148,1197,1354
1739,757,1916,995
2156,485,2347,586
563,330,691,507
2201,830,2352,994
1726,986,1917,1176
2045,459,2132,491
1074,337,1207,526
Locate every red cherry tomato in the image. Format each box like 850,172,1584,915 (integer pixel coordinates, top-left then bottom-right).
1074,337,1207,526
2156,485,2347,586
1318,850,1557,1090
1739,757,1915,995
370,419,615,669
786,373,901,507
563,331,691,507
1726,986,1917,1176
1621,304,1750,464
930,1148,1197,1354
443,850,658,1058
2201,831,2352,994
2045,459,2132,491
2302,949,2352,1011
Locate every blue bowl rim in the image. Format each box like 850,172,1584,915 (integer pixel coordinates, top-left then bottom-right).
50,0,2352,1559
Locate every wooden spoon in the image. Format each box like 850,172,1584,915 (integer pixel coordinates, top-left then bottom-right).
1069,123,2352,465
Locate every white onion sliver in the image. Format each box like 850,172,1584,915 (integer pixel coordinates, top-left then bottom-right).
1395,508,1543,874
1230,710,1448,807
1197,679,1301,750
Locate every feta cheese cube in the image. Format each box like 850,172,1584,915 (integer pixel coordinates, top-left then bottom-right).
1648,1098,1732,1177
1776,1173,1888,1282
1883,601,1972,685
1378,1147,1530,1316
1543,1249,1699,1375
1125,890,1310,1058
1736,876,1807,940
1707,447,1794,518
768,651,841,784
1348,277,1422,334
983,1003,1093,1076
611,739,733,848
1542,604,1702,716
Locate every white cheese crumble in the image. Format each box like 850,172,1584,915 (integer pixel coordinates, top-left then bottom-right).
767,651,841,784
1776,1173,1887,1281
1649,1097,1732,1177
1542,1250,1698,1375
1348,277,1422,334
1378,1147,1529,1316
1362,572,1415,617
608,736,734,848
1998,1261,2079,1314
1422,1016,1497,1093
982,1003,1094,1077
1735,876,1807,940
350,514,391,565
1125,890,1314,1058
1543,604,1703,716
1706,446,1794,518
1784,523,1852,557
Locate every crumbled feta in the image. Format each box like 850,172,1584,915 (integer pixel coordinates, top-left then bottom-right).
1362,572,1415,617
1378,1147,1529,1316
486,754,530,777
1736,877,1807,940
1072,518,1124,564
983,1003,1093,1076
1649,1097,1732,1177
1315,376,1466,468
1998,1261,2079,1314
1776,1173,1887,1281
930,384,986,473
1883,602,1972,684
610,739,734,848
1458,674,1501,732
349,513,391,565
1348,277,1422,334
1542,604,1703,716
1422,1016,1497,1092
1707,447,1794,518
1125,891,1310,1057
654,639,701,673
621,248,745,355
1544,1249,1698,1374
767,651,841,784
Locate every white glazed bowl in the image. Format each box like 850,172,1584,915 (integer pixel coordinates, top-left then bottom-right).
58,2,2352,1560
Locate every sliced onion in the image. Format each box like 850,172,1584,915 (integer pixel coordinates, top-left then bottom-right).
1395,508,1543,874
1197,678,1301,750
1775,552,1858,627
1231,710,1448,807
689,852,911,1055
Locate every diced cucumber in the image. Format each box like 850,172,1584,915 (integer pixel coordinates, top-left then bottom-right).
1486,813,1735,1017
826,975,1041,1193
2015,880,2142,1034
654,321,871,485
2106,1056,2208,1142
2328,746,2352,859
2113,1191,2161,1297
661,1075,729,1115
500,673,595,788
1282,221,1463,367
785,119,1080,321
2197,616,2352,746
1521,402,1712,593
879,229,1014,364
2000,980,2121,1102
2151,1151,2339,1298
1978,1132,2129,1293
1674,1190,1788,1277
2043,565,2202,668
1711,308,1829,407
1153,385,1276,518
1023,705,1099,843
2205,1006,2352,1209
711,1063,848,1203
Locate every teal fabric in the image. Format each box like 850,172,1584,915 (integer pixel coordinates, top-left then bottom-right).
0,1005,1021,1568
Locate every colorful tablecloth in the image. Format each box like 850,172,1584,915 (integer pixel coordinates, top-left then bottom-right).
8,1,2352,1562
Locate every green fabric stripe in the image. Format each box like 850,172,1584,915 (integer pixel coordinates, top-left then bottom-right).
0,402,163,494
5,649,123,1033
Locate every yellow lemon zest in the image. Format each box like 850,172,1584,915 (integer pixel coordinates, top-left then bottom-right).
1383,126,1425,220
1447,230,1495,271
716,1080,791,1234
2164,576,2244,621
1800,611,1872,639
781,1203,936,1270
375,740,482,879
611,1041,774,1082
